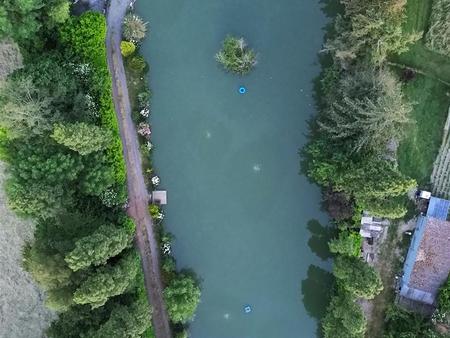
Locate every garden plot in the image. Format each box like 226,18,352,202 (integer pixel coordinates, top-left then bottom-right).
431,107,450,198
0,162,54,338
426,0,450,57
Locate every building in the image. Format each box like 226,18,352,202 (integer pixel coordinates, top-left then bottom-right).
359,215,389,239
399,196,450,307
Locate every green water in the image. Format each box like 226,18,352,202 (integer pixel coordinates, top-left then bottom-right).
136,1,330,337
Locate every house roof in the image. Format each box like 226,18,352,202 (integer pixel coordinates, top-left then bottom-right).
427,196,450,220
401,215,450,304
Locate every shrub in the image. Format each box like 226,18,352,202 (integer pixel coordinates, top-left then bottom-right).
123,13,147,43
215,36,257,75
120,40,136,57
128,55,147,73
164,274,201,323
333,256,383,299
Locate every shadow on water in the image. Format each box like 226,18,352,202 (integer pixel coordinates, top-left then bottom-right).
306,219,336,261
301,265,335,337
319,0,344,18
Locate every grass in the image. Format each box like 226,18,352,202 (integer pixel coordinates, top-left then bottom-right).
392,0,450,83
0,162,55,336
394,0,450,185
397,74,450,186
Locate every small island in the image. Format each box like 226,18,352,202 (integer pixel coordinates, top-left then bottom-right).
215,35,257,75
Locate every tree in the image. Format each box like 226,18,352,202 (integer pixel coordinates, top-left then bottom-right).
318,68,413,154
89,301,151,338
47,0,70,26
6,178,71,218
384,305,436,338
0,76,56,138
438,274,450,313
334,160,416,202
73,251,139,309
122,13,147,43
329,231,361,257
322,292,366,338
52,123,113,156
79,152,116,196
65,225,131,272
359,196,407,219
215,36,257,75
324,190,354,220
325,0,420,66
60,12,107,68
164,274,201,323
11,141,83,184
0,39,23,80
23,248,72,291
333,256,383,299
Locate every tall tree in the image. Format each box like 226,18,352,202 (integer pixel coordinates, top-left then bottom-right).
333,256,383,299
89,301,151,338
322,292,366,338
73,251,139,309
164,274,201,323
319,68,412,154
52,122,113,156
0,76,56,138
65,225,131,272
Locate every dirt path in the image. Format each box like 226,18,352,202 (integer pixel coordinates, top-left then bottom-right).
105,2,172,337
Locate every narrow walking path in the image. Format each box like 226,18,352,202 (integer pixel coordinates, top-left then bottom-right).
105,1,172,337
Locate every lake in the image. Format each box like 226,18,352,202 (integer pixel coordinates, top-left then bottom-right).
136,1,330,337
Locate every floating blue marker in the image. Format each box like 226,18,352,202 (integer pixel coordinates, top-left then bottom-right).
239,86,247,94
243,305,252,313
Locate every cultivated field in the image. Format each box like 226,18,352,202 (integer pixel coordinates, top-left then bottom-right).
0,162,54,338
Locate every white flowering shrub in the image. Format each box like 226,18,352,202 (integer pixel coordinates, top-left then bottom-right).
137,122,151,137
140,108,150,118
151,175,160,186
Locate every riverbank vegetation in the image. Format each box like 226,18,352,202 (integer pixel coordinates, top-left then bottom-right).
304,0,450,337
215,35,257,75
1,2,199,337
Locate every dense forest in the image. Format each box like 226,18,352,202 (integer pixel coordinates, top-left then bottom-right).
303,0,450,337
0,1,199,337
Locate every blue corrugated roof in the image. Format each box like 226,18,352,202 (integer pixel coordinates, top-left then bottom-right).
427,197,450,220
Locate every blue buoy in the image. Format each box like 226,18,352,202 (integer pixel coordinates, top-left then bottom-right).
244,305,252,313
239,86,247,94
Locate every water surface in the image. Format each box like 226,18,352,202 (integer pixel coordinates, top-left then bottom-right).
137,1,329,337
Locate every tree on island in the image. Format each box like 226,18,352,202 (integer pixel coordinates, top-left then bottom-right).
215,35,257,75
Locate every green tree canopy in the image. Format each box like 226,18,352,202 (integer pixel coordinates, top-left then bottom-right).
333,256,383,299
60,12,107,68
319,68,413,154
51,122,113,156
329,231,361,257
215,36,257,75
322,292,366,338
65,225,131,272
164,274,201,323
88,301,151,338
325,0,420,66
0,76,56,139
73,251,139,309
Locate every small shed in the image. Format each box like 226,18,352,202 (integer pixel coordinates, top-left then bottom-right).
151,191,167,205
